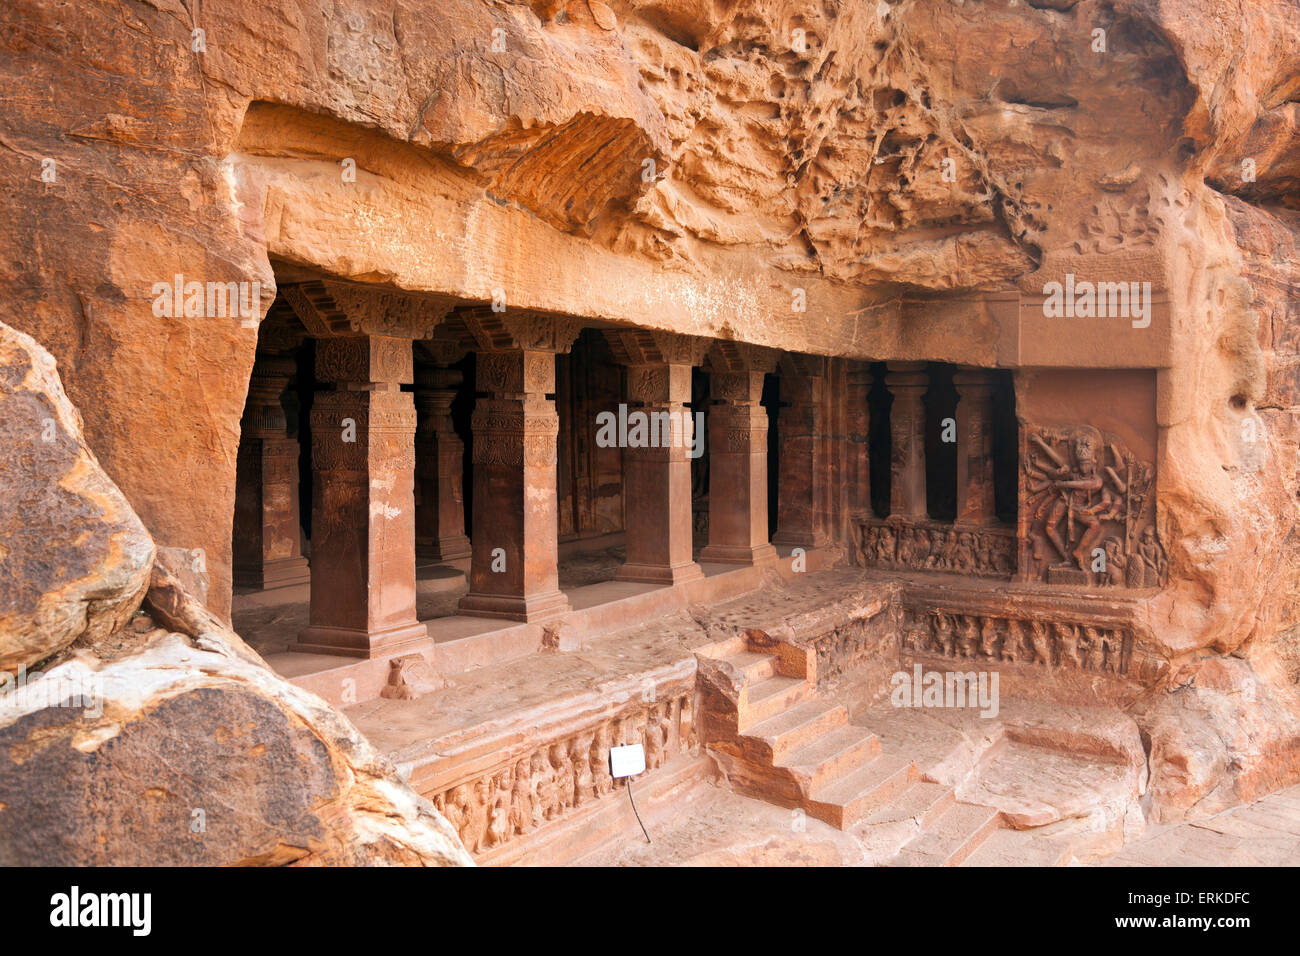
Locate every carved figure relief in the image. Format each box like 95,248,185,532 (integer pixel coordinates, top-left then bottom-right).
1020,425,1165,588
854,519,1015,577
899,605,1141,679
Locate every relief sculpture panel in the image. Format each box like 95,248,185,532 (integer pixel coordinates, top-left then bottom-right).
1019,425,1166,588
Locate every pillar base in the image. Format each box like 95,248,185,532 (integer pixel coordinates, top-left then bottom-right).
698,543,779,566
417,535,472,562
615,560,705,586
771,530,831,550
233,556,310,591
457,589,571,623
296,620,429,659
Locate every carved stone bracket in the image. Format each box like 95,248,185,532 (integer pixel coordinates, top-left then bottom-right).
705,341,779,375
459,307,583,355
603,329,710,368
777,352,829,379
283,280,452,339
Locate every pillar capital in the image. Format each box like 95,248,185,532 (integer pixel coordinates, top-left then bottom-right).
886,361,930,389
604,329,710,368
316,334,414,386
459,307,583,355
626,363,693,405
710,370,766,405
706,341,778,376
953,367,998,391
243,354,296,440
282,280,451,339
475,349,558,395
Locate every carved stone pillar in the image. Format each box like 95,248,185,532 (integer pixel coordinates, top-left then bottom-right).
458,312,580,622
886,362,929,520
233,354,310,591
605,331,706,585
954,369,998,526
847,366,873,516
297,336,426,657
700,345,778,566
414,364,471,561
774,356,831,549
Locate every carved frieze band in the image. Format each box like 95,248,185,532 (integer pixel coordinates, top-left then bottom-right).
430,693,696,855
853,518,1017,578
807,612,894,688
895,602,1166,685
471,401,559,467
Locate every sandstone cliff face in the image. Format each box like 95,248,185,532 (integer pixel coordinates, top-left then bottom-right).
0,322,471,866
0,0,1298,830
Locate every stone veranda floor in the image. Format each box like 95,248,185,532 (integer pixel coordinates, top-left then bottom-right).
578,780,1300,867
231,542,628,657
1102,787,1300,866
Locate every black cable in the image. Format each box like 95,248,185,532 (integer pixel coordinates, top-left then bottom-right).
626,777,651,844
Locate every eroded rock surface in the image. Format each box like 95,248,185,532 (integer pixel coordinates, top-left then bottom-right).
0,323,153,673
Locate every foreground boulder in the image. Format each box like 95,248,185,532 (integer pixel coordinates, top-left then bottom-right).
0,323,154,673
0,322,471,866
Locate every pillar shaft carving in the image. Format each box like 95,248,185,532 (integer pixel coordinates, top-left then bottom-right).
298,334,426,657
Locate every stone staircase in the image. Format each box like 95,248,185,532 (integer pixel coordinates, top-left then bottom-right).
689,571,1140,866
702,637,1026,864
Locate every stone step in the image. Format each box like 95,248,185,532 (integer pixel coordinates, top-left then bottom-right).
743,699,849,761
889,803,1002,867
861,780,955,829
807,754,918,829
721,650,776,683
740,675,814,728
777,724,882,792
959,828,1074,867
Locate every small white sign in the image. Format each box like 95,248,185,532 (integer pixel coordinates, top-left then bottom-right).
609,743,646,779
